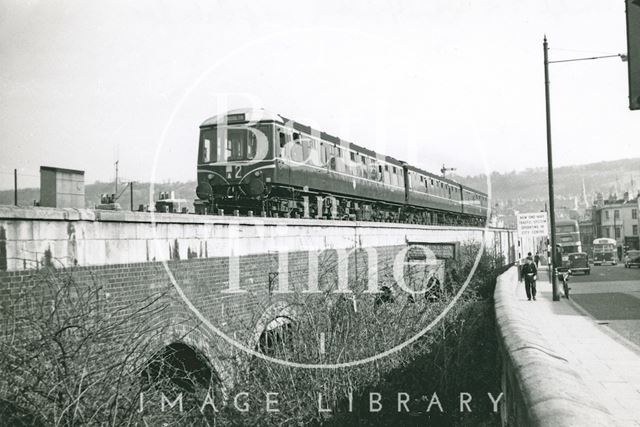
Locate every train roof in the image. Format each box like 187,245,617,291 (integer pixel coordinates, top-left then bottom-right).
200,108,285,126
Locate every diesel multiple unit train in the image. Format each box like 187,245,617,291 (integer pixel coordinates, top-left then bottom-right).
195,109,488,225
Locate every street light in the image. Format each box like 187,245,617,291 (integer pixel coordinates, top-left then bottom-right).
542,35,627,301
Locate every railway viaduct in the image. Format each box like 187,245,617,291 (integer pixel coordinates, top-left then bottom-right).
0,205,515,401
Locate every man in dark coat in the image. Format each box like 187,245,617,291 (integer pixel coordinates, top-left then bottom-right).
521,256,538,301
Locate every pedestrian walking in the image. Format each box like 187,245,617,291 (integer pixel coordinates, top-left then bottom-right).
522,256,537,301
534,253,540,268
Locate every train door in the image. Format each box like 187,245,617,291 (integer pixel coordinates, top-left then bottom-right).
277,127,291,187
402,164,410,203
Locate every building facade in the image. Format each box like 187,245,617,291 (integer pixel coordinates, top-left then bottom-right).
596,192,640,259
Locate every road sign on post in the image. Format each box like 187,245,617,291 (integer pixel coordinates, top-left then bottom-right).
516,212,549,238
626,0,640,110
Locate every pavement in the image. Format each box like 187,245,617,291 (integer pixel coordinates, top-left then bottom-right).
514,266,640,426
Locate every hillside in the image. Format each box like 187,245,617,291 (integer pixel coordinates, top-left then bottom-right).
452,158,640,209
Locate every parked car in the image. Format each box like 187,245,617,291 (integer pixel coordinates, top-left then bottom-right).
567,252,590,275
624,250,640,268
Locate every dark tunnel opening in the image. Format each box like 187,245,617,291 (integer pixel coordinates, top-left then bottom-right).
142,342,218,394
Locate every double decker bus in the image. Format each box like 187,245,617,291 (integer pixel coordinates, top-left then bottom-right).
555,219,582,253
554,219,582,269
593,237,617,266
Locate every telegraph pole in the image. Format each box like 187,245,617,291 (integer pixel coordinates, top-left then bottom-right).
14,169,18,206
114,160,119,195
543,36,559,301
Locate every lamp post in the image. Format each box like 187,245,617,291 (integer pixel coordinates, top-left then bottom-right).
542,36,626,301
543,36,559,300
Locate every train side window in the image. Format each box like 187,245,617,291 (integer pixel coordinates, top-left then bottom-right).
302,139,310,161
293,132,300,142
350,152,355,161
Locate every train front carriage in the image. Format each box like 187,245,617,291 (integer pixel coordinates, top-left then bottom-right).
195,110,278,215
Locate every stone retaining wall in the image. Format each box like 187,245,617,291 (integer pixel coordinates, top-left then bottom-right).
494,266,614,427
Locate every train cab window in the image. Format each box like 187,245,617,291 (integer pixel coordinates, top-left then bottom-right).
227,129,247,160
247,132,257,159
279,132,287,148
202,138,211,163
293,132,300,142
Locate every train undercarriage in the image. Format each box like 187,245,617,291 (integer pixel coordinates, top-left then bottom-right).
194,184,486,227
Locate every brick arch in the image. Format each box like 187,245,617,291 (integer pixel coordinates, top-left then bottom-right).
251,301,298,355
144,323,235,393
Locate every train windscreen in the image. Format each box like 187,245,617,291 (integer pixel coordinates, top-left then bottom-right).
199,126,271,163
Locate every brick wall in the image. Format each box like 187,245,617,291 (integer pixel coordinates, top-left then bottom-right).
0,243,422,383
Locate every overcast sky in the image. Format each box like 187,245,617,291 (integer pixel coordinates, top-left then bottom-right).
1,0,638,190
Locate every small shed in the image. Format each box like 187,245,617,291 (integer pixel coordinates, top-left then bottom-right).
40,166,85,208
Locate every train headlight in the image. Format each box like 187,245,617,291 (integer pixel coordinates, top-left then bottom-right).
196,182,214,200
254,171,261,176
207,174,214,179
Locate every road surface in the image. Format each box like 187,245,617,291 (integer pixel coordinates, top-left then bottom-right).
569,263,640,349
